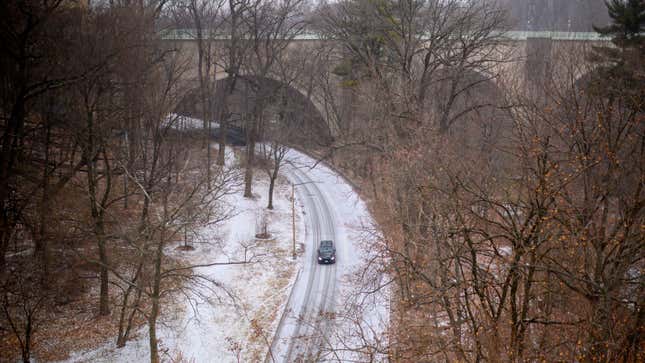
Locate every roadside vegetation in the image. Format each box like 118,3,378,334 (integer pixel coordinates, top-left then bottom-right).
312,0,644,362
1,0,642,362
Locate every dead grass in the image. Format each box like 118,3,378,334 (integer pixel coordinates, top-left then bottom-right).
236,228,296,362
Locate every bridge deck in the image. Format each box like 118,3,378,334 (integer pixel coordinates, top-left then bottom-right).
161,29,610,42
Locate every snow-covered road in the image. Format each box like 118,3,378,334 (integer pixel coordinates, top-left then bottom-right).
269,150,390,363
271,159,337,362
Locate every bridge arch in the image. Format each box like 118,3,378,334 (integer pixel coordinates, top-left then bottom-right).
176,75,333,146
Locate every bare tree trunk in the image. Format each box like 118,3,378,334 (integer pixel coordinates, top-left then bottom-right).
267,175,276,209
21,316,32,363
206,114,212,187
216,85,230,167
89,165,110,316
116,261,143,347
217,0,243,166
148,296,159,363
0,96,25,276
191,2,213,185
0,231,8,276
244,131,255,198
35,122,52,279
97,233,110,316
85,111,111,316
217,120,227,166
148,238,163,363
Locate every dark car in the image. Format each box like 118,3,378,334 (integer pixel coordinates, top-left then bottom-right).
317,240,336,264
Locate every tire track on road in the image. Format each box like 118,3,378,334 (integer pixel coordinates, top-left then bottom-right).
274,162,338,363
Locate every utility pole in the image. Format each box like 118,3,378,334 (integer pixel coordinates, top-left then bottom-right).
292,183,296,259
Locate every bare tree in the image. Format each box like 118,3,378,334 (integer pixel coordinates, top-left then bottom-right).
240,0,306,198
0,0,258,361
0,0,82,275
315,0,510,141
258,48,311,209
214,0,251,166
329,37,643,363
177,0,226,184
70,4,150,316
0,265,51,363
259,141,288,210
98,44,252,362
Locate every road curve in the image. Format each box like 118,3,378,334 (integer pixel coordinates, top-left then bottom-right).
268,159,338,362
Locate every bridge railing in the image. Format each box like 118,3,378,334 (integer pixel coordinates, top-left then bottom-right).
159,28,321,41
501,31,610,41
160,28,611,42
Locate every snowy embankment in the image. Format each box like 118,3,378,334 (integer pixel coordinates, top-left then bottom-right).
60,148,305,363
59,147,390,363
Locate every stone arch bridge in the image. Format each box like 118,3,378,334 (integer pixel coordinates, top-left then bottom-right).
162,30,610,139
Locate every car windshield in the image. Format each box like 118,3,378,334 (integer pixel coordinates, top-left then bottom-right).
320,240,333,246
319,246,333,252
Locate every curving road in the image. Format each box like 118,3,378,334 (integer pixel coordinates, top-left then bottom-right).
268,160,339,363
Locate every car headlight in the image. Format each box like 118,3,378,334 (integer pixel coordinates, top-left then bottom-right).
318,256,322,260
331,256,335,260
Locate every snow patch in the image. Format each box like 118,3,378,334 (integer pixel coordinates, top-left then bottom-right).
59,147,304,363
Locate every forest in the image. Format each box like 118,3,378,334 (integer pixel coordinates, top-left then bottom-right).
1,0,643,362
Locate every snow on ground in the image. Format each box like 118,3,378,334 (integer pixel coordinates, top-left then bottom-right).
59,148,305,363
285,150,390,362
58,147,390,363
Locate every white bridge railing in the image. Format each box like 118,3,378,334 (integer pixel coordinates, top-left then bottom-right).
160,29,610,42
